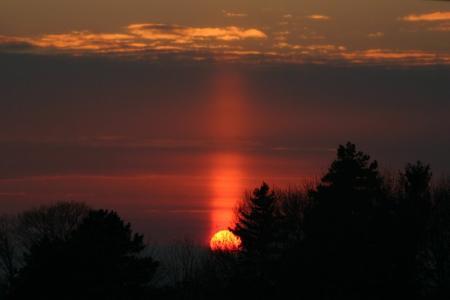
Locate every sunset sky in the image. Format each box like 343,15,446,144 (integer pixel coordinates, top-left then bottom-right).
1,0,449,243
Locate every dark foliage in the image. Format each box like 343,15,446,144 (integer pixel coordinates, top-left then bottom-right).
395,161,433,298
302,142,390,298
0,215,18,295
0,202,90,295
232,182,278,258
9,210,158,300
427,177,450,298
230,183,280,296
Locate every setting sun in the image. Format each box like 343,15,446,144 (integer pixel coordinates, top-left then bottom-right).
210,229,242,252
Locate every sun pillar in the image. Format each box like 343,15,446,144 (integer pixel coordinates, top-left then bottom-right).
208,68,248,242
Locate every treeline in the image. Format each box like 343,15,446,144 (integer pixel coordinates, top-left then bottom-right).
0,142,449,299
0,204,158,299
225,143,450,300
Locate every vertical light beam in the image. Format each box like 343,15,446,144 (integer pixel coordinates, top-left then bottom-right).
208,68,248,241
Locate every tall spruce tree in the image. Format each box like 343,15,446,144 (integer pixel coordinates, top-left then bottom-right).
232,182,278,259
303,142,387,298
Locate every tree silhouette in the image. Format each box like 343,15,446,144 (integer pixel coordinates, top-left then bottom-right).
10,209,158,300
303,142,386,298
276,187,308,250
231,182,279,295
427,177,450,298
0,215,19,293
400,161,432,231
16,201,90,252
272,188,310,297
232,182,278,259
396,161,433,296
0,202,90,296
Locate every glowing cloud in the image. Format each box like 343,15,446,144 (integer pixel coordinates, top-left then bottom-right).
127,23,266,42
307,14,331,21
0,22,267,58
401,11,450,22
25,32,134,51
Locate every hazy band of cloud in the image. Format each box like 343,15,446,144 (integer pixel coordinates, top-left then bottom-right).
222,10,248,18
368,32,384,38
401,11,450,21
428,22,450,31
400,11,450,32
274,42,449,65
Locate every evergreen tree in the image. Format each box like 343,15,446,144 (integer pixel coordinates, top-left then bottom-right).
232,182,278,259
303,142,386,298
231,183,279,296
10,209,158,300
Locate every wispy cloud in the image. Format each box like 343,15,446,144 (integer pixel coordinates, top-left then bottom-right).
428,22,450,31
401,11,450,22
222,10,248,18
307,15,331,21
368,32,384,38
273,42,450,65
341,49,450,65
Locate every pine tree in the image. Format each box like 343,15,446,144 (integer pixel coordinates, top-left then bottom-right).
303,142,386,298
232,182,278,259
230,183,280,296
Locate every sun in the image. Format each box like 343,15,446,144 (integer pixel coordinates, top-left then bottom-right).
210,229,242,252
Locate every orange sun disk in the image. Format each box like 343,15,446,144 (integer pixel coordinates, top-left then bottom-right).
210,229,242,252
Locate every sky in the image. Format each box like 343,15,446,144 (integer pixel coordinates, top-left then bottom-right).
0,0,449,244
